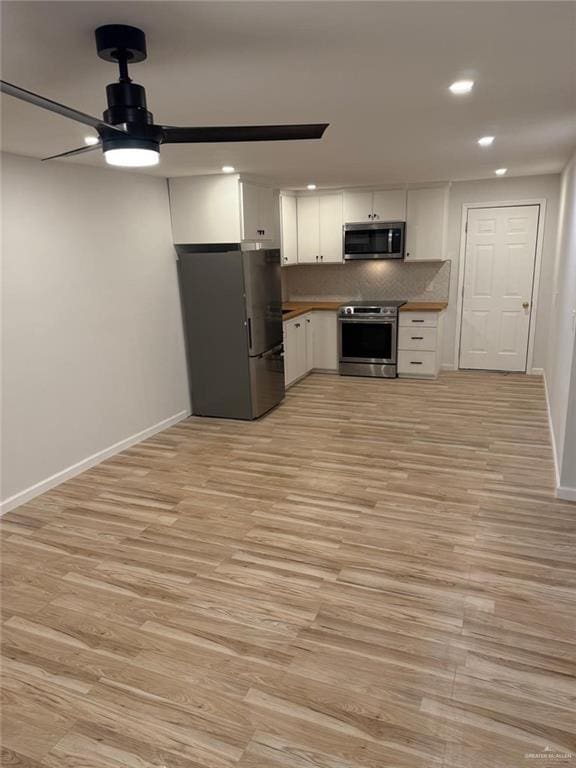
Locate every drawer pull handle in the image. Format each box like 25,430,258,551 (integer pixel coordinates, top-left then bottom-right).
410,361,423,365
412,319,425,323
411,336,424,340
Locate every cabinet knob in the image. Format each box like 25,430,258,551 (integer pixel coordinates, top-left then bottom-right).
522,301,530,309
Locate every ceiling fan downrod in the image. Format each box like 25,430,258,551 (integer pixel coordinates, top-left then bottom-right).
95,25,154,128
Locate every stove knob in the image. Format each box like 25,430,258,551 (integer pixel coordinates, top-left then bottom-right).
346,307,352,314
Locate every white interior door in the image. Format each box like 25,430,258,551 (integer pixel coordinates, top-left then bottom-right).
459,205,539,372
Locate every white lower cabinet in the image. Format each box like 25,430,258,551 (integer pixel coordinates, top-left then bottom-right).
312,311,338,370
284,315,308,386
284,311,338,387
398,311,444,378
304,314,315,371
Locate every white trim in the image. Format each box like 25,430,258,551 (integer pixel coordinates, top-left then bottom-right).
557,485,576,502
453,198,547,373
441,362,456,370
530,367,544,375
542,370,560,490
0,409,190,516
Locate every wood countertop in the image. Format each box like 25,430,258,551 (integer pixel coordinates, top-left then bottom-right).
282,300,447,320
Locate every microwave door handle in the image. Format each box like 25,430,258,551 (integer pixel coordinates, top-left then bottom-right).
388,229,393,252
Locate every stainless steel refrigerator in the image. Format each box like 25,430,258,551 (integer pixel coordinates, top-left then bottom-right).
177,245,285,420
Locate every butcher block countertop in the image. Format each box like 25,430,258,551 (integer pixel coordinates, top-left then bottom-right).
282,300,447,320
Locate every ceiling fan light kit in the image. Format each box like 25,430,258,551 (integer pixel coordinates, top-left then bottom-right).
0,24,328,168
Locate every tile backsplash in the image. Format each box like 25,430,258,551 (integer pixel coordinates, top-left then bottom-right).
283,260,451,302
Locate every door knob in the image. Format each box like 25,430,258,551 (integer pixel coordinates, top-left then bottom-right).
522,301,530,309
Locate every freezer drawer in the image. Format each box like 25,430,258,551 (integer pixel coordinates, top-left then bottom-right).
249,343,285,418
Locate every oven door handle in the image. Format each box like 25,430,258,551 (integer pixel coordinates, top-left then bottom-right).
338,317,396,324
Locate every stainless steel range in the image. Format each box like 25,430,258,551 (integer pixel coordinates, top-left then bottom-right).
338,300,406,378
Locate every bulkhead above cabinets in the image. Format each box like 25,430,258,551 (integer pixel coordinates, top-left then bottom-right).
168,173,279,246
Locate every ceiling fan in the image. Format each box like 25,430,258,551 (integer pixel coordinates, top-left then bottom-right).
0,24,328,168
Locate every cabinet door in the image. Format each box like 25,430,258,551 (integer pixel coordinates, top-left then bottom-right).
280,195,298,265
304,314,315,371
169,175,242,244
240,182,261,240
343,191,373,223
258,186,275,241
372,190,406,221
405,188,446,261
284,320,299,385
319,194,344,263
297,196,320,263
313,311,338,370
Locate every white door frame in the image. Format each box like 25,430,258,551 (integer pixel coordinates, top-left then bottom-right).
454,198,547,374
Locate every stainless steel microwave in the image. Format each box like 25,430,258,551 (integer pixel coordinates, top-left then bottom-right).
343,221,405,260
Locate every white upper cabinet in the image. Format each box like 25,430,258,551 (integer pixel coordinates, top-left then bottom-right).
319,194,344,263
343,191,373,223
297,193,343,264
240,182,275,241
296,196,320,263
169,175,242,244
372,190,406,221
168,174,276,245
405,187,448,261
343,189,406,223
279,194,298,266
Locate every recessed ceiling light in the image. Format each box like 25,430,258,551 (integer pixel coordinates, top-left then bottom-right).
84,135,99,146
449,80,474,95
478,136,495,147
495,168,507,176
222,165,235,173
307,183,317,190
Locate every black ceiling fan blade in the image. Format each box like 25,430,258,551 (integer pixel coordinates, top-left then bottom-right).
162,123,329,144
42,143,101,161
0,80,126,133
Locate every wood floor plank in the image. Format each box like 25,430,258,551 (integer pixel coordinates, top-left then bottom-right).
2,371,575,767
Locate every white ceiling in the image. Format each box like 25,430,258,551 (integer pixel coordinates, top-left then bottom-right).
1,1,575,187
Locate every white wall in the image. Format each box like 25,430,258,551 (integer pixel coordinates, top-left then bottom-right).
442,174,561,370
544,151,576,498
1,153,190,511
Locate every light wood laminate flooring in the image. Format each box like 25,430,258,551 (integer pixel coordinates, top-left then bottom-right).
2,371,576,767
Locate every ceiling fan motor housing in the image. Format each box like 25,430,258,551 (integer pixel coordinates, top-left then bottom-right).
104,81,153,126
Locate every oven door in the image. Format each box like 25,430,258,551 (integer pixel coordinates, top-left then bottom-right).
339,318,397,364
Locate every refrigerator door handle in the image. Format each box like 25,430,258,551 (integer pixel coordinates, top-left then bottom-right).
247,317,253,352
259,342,284,359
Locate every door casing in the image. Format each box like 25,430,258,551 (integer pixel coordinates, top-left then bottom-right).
454,199,547,374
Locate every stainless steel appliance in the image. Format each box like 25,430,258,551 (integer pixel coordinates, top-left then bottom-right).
338,300,406,378
177,245,284,420
343,221,405,260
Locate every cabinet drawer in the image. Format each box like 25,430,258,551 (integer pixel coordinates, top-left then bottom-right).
398,326,437,351
398,350,437,377
399,311,438,328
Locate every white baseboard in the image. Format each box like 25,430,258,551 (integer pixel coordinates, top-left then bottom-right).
0,409,190,516
530,367,544,375
441,363,456,371
542,370,562,493
557,485,576,502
